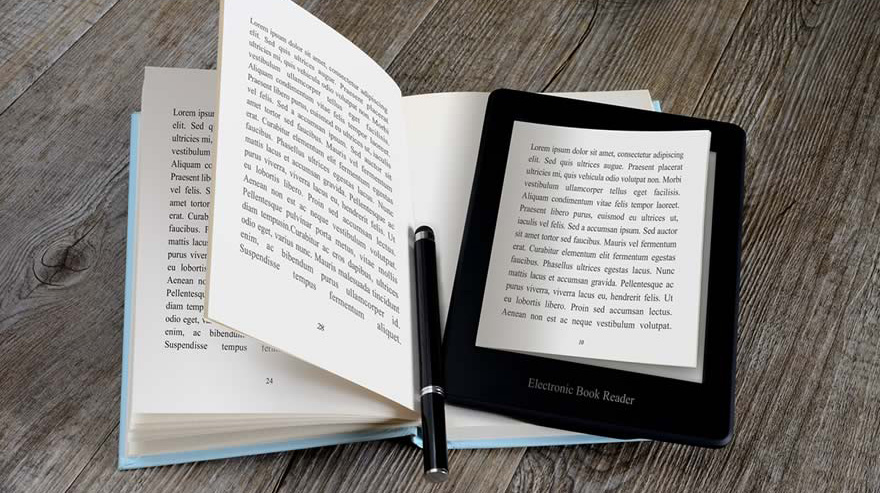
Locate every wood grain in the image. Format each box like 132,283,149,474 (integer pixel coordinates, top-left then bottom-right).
387,0,597,94
276,440,526,493
0,0,121,116
300,0,440,68
696,0,880,490
542,0,751,114
67,430,290,493
0,0,220,489
1,0,879,491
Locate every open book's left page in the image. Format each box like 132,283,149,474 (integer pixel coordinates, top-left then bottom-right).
130,67,410,421
206,0,416,409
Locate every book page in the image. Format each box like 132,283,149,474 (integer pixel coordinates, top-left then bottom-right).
475,122,710,367
206,0,416,409
131,67,411,420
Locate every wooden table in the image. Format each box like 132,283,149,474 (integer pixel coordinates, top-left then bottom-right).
2,0,879,491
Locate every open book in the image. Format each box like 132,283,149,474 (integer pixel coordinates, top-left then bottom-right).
119,2,665,469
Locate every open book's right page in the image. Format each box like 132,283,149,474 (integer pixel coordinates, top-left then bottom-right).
476,124,711,368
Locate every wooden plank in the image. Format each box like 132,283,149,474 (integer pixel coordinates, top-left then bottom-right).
507,442,654,492
687,0,880,489
509,0,880,491
300,0,440,68
542,0,751,114
387,0,598,94
66,429,291,493
0,0,438,492
0,0,121,116
276,440,525,493
0,0,220,488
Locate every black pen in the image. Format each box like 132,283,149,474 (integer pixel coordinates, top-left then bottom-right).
414,225,449,482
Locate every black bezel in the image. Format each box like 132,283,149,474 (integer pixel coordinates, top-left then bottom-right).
442,89,745,447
